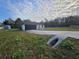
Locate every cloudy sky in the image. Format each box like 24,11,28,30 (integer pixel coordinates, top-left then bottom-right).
0,0,79,22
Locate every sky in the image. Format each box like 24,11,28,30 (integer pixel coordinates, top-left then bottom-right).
0,0,79,22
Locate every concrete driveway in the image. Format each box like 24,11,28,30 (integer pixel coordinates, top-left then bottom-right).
27,30,79,39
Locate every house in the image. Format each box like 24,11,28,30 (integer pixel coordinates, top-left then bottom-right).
21,22,45,31
4,25,11,30
36,23,45,30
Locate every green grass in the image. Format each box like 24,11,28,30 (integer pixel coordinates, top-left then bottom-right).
44,27,79,31
59,37,79,49
0,30,79,59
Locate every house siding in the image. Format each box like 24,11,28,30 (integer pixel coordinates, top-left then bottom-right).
21,23,45,31
25,24,36,30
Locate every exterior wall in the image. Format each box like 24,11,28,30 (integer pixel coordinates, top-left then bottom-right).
21,24,25,31
21,24,45,31
42,25,45,30
36,24,45,30
25,24,36,30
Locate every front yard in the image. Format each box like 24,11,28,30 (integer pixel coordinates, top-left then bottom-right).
0,30,79,59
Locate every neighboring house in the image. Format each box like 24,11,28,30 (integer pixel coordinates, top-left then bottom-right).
0,23,3,29
21,22,45,31
4,25,11,30
0,27,3,29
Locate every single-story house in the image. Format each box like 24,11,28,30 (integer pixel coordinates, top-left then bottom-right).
4,25,11,30
21,22,45,31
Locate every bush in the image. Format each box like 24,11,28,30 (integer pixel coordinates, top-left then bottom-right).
60,39,74,49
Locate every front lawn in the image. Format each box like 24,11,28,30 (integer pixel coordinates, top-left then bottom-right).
0,30,79,59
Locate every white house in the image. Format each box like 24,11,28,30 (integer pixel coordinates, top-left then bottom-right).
4,25,11,30
21,22,45,31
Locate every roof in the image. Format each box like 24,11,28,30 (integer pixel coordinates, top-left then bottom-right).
23,21,44,25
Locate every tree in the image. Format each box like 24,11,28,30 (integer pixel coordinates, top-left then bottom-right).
44,16,79,27
15,18,23,29
3,18,15,28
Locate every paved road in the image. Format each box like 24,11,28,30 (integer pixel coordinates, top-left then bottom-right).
27,30,79,39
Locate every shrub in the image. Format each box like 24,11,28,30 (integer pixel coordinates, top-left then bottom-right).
60,39,74,49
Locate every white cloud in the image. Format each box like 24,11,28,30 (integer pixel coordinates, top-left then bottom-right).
7,0,79,22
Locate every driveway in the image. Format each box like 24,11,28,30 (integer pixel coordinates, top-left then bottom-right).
27,30,79,39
